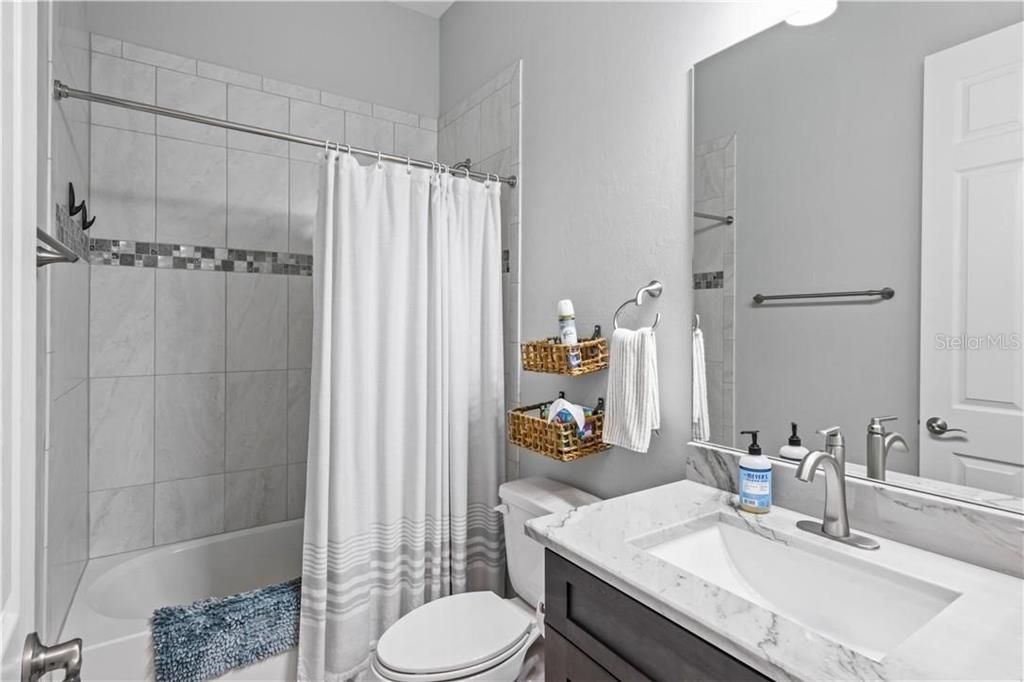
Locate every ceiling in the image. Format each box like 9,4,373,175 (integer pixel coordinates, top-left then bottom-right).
393,2,455,19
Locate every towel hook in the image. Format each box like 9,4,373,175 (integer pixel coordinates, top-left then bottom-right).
693,313,700,330
613,280,663,330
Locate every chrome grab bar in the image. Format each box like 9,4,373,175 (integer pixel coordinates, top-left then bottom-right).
752,287,894,304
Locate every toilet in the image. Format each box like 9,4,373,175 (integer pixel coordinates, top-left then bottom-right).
369,477,600,682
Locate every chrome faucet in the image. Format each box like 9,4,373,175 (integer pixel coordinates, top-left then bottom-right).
794,428,880,550
865,416,908,481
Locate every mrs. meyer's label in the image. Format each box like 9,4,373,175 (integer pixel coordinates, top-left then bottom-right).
739,466,772,509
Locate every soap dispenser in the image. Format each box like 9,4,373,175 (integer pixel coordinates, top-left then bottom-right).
738,430,772,514
779,422,810,461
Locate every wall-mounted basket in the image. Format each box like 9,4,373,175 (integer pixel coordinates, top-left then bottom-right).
507,393,611,462
520,325,609,376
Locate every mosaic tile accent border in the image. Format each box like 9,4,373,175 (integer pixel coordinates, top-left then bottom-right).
88,238,313,276
693,270,724,290
55,204,91,260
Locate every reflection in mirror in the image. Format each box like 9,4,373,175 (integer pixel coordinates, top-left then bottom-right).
691,2,1023,511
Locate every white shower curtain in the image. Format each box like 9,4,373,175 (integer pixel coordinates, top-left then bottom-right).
298,152,506,681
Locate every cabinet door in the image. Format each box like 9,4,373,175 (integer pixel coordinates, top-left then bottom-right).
545,626,618,682
545,550,768,682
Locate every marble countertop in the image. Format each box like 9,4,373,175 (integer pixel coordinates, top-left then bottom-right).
526,480,1024,681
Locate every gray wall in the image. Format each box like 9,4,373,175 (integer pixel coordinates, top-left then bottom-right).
83,1,440,116
694,2,1022,471
440,2,792,498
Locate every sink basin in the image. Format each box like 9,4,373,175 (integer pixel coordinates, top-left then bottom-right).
632,513,961,661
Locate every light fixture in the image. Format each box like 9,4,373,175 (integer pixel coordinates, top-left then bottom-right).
786,0,838,26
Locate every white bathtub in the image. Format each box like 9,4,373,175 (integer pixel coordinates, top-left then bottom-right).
62,520,303,681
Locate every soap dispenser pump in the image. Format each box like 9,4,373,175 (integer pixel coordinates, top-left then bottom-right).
779,422,810,461
738,430,772,514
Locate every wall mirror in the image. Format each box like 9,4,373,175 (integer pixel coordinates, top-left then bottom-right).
690,2,1023,512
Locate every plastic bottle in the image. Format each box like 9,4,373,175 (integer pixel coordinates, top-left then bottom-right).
738,430,772,514
558,299,582,369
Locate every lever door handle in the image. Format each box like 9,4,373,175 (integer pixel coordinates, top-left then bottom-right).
926,417,966,436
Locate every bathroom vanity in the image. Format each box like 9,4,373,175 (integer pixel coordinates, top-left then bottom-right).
528,481,1024,681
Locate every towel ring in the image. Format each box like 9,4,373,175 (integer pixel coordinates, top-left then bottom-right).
613,280,663,330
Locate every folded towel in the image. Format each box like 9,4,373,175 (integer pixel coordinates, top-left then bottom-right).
692,327,710,441
603,327,660,452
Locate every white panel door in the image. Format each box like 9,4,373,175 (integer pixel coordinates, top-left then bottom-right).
0,0,40,678
919,22,1024,496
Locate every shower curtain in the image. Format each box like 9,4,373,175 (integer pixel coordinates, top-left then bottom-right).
298,151,506,681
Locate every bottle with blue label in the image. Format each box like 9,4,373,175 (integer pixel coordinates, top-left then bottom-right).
738,429,772,514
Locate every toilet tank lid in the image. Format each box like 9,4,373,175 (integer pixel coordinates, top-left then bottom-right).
498,477,601,516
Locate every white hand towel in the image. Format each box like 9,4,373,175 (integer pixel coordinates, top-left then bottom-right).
603,327,660,453
692,327,710,441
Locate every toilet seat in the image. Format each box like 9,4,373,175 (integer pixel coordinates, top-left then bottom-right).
373,592,536,682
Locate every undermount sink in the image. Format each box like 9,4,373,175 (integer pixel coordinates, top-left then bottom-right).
632,512,961,661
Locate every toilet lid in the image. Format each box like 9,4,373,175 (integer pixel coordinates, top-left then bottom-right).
376,592,533,675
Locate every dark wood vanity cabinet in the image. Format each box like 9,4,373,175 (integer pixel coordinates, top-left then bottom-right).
544,550,769,682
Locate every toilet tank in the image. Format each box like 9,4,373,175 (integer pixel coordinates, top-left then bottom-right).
498,477,600,608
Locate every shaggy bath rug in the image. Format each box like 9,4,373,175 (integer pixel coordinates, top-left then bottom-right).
151,577,301,681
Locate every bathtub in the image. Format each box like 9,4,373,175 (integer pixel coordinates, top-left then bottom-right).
61,520,303,680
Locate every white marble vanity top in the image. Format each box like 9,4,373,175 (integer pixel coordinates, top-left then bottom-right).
526,480,1024,681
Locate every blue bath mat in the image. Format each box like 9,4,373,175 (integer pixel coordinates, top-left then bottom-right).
151,577,301,681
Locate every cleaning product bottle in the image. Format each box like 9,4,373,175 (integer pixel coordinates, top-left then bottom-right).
738,430,772,514
779,422,810,461
558,299,582,369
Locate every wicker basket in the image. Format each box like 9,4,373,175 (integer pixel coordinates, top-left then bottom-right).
507,394,611,462
520,325,609,376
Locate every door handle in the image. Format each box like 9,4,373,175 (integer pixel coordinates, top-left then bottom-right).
925,417,967,436
22,632,82,682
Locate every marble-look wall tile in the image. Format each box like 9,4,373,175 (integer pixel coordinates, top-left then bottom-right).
289,100,345,162
49,260,89,398
225,466,287,531
155,269,226,373
198,61,261,90
685,444,1024,578
123,41,196,74
91,53,155,132
480,85,511,161
155,373,225,480
48,382,89,557
345,112,394,154
287,276,313,369
89,376,155,490
288,161,318,254
287,369,311,463
372,104,418,128
262,77,318,104
156,69,226,146
227,150,289,251
90,125,156,242
154,475,224,544
287,463,307,520
227,85,289,157
395,124,437,161
156,136,227,246
89,266,155,377
226,370,287,471
89,485,154,557
227,273,287,371
320,91,372,116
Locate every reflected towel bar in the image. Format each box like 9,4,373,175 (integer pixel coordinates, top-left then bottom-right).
694,211,734,225
752,288,894,304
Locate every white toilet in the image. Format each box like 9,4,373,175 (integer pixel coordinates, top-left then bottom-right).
369,477,600,682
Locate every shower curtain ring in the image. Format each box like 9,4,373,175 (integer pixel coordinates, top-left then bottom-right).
344,144,352,156
406,156,412,174
463,166,470,179
376,151,383,169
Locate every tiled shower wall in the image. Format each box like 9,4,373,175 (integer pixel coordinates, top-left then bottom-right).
85,34,438,557
693,134,736,446
438,62,522,481
40,0,91,640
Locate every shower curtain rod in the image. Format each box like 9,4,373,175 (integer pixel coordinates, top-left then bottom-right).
54,80,518,188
